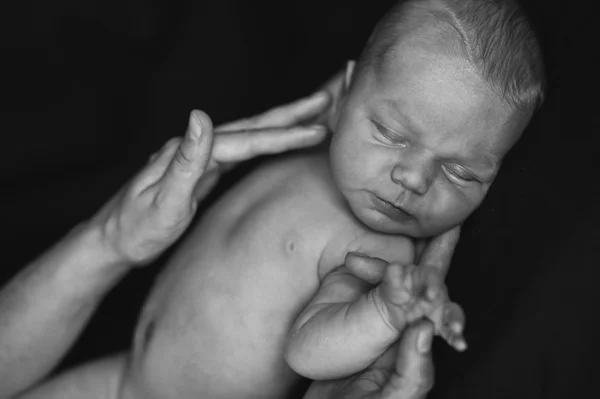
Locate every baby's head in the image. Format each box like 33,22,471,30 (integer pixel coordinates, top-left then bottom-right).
328,0,544,238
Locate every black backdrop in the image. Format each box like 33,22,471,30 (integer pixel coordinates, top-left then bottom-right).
2,1,594,398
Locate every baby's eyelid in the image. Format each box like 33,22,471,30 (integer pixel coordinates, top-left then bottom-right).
443,163,478,183
372,120,409,147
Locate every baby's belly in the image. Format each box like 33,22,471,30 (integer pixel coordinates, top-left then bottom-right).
126,216,321,399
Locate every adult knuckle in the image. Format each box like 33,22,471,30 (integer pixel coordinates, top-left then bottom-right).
174,146,192,166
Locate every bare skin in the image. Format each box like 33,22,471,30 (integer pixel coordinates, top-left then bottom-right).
8,38,525,399
1,83,439,399
119,148,461,399
119,148,421,399
0,95,329,399
120,31,526,399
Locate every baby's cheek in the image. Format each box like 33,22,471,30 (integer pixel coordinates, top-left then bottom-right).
421,185,475,235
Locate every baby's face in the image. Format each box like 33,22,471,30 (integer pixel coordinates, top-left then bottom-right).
330,42,529,237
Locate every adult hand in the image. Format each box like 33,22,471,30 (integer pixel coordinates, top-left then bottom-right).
91,91,330,266
303,320,435,399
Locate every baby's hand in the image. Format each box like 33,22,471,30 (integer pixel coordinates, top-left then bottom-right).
376,263,467,351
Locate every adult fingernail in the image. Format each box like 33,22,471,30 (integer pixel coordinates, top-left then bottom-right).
417,329,433,353
191,112,204,139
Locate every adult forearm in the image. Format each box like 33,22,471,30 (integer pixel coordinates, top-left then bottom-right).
285,290,399,380
0,221,130,399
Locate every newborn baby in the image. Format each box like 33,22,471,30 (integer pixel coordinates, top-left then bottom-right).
123,0,545,398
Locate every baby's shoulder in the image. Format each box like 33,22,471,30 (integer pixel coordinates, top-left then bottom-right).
249,152,339,206
217,152,347,243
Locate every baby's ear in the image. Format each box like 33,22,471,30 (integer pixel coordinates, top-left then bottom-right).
344,60,356,91
325,60,356,131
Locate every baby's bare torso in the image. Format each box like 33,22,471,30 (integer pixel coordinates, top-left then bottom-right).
123,152,414,399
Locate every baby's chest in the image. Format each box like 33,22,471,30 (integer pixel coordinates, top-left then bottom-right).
220,188,415,280
222,189,335,270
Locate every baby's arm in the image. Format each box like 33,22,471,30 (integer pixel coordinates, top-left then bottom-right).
285,256,465,380
285,263,398,380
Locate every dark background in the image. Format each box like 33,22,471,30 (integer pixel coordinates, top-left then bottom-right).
1,1,595,398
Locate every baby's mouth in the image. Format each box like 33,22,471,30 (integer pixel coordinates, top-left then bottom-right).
371,194,416,223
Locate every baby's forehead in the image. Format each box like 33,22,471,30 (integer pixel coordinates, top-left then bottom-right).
361,69,526,165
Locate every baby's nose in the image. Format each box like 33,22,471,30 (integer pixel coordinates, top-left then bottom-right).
391,156,435,195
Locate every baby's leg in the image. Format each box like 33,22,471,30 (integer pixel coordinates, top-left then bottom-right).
379,263,467,351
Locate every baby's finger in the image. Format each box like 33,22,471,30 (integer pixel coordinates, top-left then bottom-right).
344,252,388,284
438,302,467,352
211,125,326,164
419,225,461,278
215,91,330,132
381,263,413,305
158,110,214,202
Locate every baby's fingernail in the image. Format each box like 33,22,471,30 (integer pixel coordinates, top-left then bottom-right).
451,322,463,334
427,288,437,300
417,329,433,353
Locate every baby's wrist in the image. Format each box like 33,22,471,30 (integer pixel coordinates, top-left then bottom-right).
370,286,401,334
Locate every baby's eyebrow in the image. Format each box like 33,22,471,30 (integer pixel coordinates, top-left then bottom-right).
461,153,499,181
472,152,498,171
382,99,421,135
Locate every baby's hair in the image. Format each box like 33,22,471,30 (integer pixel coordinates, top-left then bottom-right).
356,0,545,112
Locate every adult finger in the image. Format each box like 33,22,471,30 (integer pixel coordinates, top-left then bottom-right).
192,168,221,202
308,68,346,126
211,125,327,163
133,138,181,194
418,225,461,278
381,320,435,399
158,110,214,201
318,68,345,99
215,91,330,132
